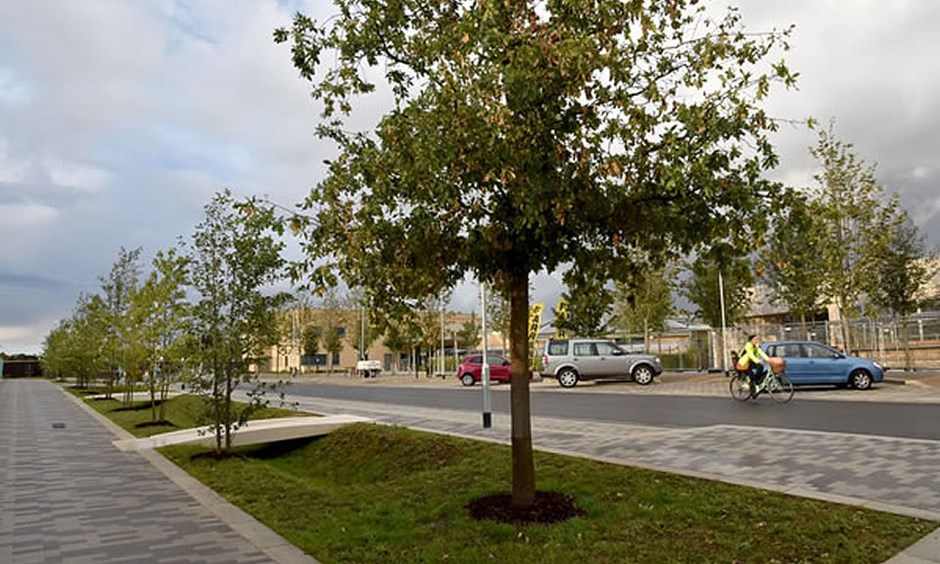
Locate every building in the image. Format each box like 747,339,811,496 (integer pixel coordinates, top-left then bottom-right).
260,308,480,376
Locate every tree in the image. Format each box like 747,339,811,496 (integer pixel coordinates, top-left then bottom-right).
870,212,935,369
556,275,613,338
316,290,347,374
43,293,108,387
809,123,900,352
682,252,755,330
99,246,142,400
276,0,794,509
187,190,286,455
302,325,322,358
612,263,676,353
344,288,382,361
760,194,828,338
456,313,480,351
382,314,423,374
130,247,191,422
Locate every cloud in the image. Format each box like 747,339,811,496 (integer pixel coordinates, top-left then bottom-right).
0,67,31,107
1,0,939,354
908,166,932,181
0,202,59,228
46,159,111,191
0,138,28,183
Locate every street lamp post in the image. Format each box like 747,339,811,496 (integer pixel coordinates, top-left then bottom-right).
718,270,729,376
480,281,492,429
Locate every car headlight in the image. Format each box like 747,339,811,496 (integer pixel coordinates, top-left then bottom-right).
873,361,883,371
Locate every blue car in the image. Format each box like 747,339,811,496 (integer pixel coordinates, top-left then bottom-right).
762,340,884,390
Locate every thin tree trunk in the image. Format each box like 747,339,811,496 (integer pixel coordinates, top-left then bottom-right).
509,271,536,509
901,316,912,370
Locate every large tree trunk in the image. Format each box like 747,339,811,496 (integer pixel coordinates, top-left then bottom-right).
508,270,536,508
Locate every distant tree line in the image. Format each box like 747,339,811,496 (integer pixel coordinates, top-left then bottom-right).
558,123,937,355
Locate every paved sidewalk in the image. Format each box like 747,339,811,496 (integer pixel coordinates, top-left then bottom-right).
0,379,315,564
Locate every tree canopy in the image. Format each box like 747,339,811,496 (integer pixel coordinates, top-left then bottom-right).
276,0,795,508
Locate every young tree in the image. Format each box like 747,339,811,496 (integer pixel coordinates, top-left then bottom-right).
187,190,286,455
382,314,423,375
43,293,108,387
809,123,900,352
681,252,755,330
302,325,322,358
131,248,191,422
276,0,794,509
870,212,935,368
612,263,676,353
556,275,613,338
760,194,828,338
456,313,480,352
344,288,382,362
317,290,347,374
99,246,142,400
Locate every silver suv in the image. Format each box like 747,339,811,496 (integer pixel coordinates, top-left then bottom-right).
541,338,663,388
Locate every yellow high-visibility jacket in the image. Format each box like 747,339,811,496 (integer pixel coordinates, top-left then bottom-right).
739,341,770,367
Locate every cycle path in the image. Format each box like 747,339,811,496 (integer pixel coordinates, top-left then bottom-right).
0,379,315,564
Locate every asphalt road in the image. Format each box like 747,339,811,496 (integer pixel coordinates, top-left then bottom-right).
283,382,940,441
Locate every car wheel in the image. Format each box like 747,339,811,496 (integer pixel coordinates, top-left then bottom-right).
849,369,873,390
557,368,579,388
460,373,475,387
632,365,655,385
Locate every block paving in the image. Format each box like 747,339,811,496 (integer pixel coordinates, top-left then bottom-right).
3,376,938,563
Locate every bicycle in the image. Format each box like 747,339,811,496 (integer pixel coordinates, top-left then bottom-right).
729,359,794,403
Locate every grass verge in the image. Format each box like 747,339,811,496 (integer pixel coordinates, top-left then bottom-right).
154,423,935,564
68,386,305,438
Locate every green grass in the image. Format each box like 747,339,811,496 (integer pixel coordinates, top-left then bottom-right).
156,424,936,564
69,386,306,438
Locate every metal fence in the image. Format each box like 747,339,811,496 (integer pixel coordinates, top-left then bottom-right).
736,310,940,371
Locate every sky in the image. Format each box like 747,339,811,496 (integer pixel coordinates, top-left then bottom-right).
1,1,938,354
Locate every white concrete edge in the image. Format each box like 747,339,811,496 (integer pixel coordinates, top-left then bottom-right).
114,414,372,452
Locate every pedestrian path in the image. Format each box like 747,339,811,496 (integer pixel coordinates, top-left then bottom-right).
0,379,316,564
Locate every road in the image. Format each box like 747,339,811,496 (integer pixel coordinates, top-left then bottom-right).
280,379,940,440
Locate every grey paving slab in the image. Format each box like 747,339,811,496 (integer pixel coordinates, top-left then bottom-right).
0,379,315,564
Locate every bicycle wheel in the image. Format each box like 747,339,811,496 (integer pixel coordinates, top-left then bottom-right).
766,373,794,403
729,374,752,401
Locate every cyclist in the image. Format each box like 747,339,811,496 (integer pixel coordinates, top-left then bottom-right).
737,334,770,397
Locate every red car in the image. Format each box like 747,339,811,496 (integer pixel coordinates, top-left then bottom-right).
457,355,511,386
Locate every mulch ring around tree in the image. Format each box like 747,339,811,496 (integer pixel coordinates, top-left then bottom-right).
466,491,584,524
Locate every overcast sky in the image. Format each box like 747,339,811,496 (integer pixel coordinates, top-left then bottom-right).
2,1,938,354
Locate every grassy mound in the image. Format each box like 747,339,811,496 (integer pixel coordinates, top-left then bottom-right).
159,424,936,564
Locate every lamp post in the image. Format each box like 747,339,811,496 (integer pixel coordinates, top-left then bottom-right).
480,281,492,428
718,270,729,376
439,305,445,376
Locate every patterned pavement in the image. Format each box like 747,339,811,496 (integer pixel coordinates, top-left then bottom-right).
0,379,315,564
3,376,938,563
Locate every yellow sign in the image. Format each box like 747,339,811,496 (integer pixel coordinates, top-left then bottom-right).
554,299,568,339
528,302,544,371
528,303,544,349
